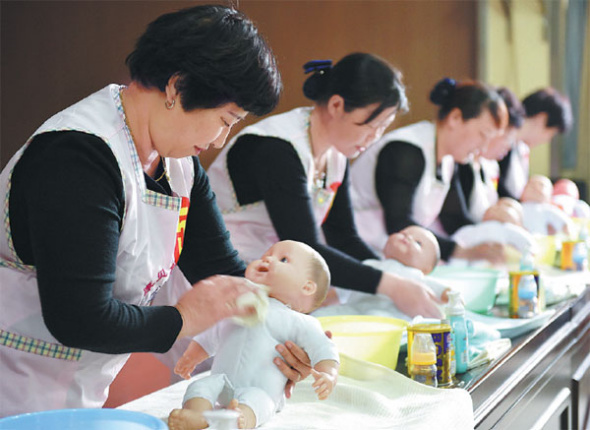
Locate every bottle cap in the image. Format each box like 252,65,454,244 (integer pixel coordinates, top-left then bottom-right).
411,333,437,365
446,290,465,316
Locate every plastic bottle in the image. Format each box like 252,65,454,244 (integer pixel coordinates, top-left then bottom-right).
410,332,438,387
446,291,469,374
517,274,538,318
441,317,456,378
519,247,535,271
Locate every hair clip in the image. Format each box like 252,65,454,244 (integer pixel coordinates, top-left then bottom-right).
303,60,333,75
442,77,457,88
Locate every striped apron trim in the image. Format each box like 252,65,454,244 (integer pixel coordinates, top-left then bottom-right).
0,329,82,361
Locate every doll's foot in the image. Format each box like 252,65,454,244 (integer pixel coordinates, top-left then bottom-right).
228,398,256,429
168,408,208,430
228,399,246,428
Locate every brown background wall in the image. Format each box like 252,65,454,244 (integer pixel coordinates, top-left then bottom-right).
1,0,476,169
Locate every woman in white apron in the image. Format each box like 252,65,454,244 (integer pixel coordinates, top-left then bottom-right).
448,87,526,223
350,78,508,264
498,87,573,200
208,53,442,320
0,5,285,417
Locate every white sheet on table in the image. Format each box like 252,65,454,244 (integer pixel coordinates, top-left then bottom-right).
119,354,474,430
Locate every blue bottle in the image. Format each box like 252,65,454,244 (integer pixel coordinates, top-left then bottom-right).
446,291,469,374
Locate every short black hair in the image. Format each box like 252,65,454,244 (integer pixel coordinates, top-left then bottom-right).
497,87,526,128
302,53,408,124
430,78,507,129
126,5,282,116
522,88,573,133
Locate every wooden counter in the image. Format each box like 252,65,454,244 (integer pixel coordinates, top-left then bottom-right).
467,286,589,429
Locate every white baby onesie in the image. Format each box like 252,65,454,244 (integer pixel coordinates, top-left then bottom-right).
183,299,338,427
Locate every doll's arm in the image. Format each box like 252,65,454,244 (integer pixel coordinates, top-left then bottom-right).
311,359,339,400
174,340,210,380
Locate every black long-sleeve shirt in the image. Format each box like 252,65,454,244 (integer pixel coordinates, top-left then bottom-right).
226,134,382,293
8,131,245,354
374,140,472,261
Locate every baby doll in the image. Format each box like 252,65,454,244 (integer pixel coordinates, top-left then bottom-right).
381,225,440,275
521,175,573,235
310,226,447,319
361,225,449,300
168,240,339,430
452,199,535,254
551,178,590,219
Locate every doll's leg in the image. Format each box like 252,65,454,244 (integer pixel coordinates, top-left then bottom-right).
168,397,212,430
234,386,277,428
169,374,226,430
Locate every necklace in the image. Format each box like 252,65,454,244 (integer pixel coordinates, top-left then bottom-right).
153,158,169,182
120,87,169,183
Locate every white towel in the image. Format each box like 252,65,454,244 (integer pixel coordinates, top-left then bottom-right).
119,354,474,430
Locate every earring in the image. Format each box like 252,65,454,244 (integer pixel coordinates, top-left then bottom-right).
165,99,176,110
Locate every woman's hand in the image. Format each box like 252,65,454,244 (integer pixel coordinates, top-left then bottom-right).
452,243,506,265
274,331,333,398
377,273,442,318
174,275,257,339
274,341,312,398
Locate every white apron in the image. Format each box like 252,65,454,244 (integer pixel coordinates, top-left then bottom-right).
0,85,194,416
350,121,454,252
468,158,499,221
502,140,529,199
207,107,347,263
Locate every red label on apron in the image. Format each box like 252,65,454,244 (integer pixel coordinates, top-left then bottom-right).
174,197,190,262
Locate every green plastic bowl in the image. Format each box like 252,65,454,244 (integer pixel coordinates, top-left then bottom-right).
429,266,501,314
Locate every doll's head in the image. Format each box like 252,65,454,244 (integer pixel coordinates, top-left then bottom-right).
245,240,330,313
383,225,440,275
521,175,553,203
483,199,523,226
552,178,579,200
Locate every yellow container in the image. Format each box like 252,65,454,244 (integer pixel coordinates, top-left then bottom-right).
561,240,588,271
317,315,408,370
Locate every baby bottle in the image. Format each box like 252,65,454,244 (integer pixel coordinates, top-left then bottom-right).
517,274,538,318
410,332,438,387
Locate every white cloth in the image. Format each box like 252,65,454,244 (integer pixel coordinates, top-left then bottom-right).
522,202,574,235
503,140,529,199
184,299,339,427
350,121,455,253
119,355,475,430
363,259,450,300
452,221,535,253
0,85,194,416
552,194,590,219
207,107,347,263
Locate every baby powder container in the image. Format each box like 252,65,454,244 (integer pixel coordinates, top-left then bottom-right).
409,333,438,387
441,317,456,378
203,410,240,430
517,274,539,318
447,291,470,374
